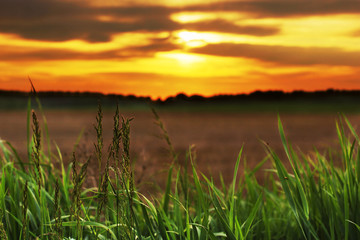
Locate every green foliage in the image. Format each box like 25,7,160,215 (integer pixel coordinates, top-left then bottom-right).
1,96,360,239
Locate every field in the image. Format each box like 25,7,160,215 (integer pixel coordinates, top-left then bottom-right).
1,102,360,239
1,109,358,189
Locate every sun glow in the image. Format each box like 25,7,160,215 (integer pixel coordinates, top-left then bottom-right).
174,30,249,47
176,31,208,47
171,12,216,23
157,52,205,66
178,31,203,42
171,12,247,23
175,30,242,48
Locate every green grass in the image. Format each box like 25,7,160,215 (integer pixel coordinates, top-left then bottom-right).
1,97,360,239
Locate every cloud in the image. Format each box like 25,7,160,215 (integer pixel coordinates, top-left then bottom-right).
0,0,179,42
0,37,179,61
3,0,353,44
191,43,360,66
183,19,280,36
186,1,360,17
0,0,281,43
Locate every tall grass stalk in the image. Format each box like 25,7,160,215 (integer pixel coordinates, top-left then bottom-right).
20,181,28,240
94,101,103,175
54,178,63,240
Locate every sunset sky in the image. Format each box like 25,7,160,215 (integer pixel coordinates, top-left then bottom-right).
1,0,360,99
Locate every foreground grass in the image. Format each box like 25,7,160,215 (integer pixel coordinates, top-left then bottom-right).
1,100,360,239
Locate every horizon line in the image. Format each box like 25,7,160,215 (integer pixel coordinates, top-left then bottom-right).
2,88,360,101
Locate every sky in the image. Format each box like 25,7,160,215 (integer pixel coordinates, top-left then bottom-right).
1,0,360,99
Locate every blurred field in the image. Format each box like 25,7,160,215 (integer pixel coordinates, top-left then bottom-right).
2,108,359,192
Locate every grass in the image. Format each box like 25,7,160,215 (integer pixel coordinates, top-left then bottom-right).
1,96,360,239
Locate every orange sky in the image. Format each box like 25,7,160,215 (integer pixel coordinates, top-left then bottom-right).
1,0,360,99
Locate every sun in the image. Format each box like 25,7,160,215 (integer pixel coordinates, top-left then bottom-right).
175,30,238,48
176,31,208,48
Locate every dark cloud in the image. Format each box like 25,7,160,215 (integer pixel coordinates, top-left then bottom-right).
191,43,360,66
0,0,178,42
3,0,346,43
1,0,358,46
0,0,87,21
186,1,360,17
184,19,280,36
0,18,179,42
0,38,178,61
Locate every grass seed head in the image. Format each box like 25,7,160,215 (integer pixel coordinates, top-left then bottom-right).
31,110,43,193
94,101,103,171
20,181,28,240
54,178,63,239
